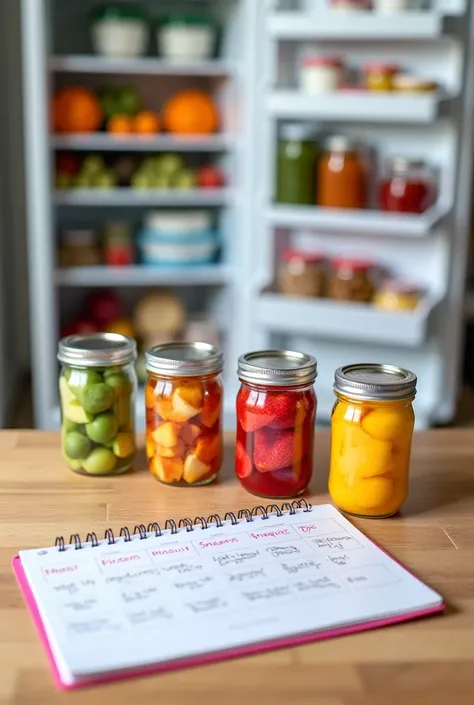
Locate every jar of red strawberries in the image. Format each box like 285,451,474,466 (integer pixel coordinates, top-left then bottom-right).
236,350,317,498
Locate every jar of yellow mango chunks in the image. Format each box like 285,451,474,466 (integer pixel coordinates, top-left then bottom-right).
145,342,223,486
329,364,417,518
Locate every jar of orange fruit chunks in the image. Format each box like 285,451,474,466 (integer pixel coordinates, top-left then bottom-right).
145,342,223,486
329,363,417,518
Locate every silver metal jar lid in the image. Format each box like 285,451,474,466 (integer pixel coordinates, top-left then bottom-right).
238,350,317,387
334,363,417,401
145,342,223,377
58,333,137,367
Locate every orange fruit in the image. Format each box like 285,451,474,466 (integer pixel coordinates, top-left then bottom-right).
162,90,218,135
107,114,134,134
102,317,135,338
53,87,102,133
133,110,160,134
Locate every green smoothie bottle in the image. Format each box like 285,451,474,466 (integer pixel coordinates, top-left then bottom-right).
276,123,318,205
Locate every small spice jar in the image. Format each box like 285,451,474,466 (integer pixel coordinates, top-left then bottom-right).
331,0,371,11
374,279,422,311
145,342,223,486
299,56,344,95
236,350,317,499
278,249,325,298
364,63,399,91
58,333,137,475
58,229,101,268
276,123,318,205
317,136,368,210
329,363,417,518
327,257,374,302
379,157,435,213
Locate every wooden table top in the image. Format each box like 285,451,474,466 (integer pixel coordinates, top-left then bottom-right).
0,429,473,704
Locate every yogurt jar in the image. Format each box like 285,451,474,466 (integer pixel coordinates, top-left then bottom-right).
157,14,215,62
300,56,344,94
90,5,148,58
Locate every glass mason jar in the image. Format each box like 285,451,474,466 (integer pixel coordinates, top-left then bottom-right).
277,249,326,298
379,157,436,214
236,350,317,499
58,333,137,476
317,136,368,210
327,257,374,302
276,123,317,205
329,363,417,518
145,342,223,486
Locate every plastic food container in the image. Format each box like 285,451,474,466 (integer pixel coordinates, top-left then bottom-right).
278,249,326,298
392,74,438,93
317,136,368,209
374,280,422,311
328,257,375,302
58,333,137,475
90,5,148,58
138,231,218,265
364,63,399,91
276,123,318,205
329,363,417,518
299,56,343,94
379,157,435,213
145,342,223,486
157,14,215,62
144,210,212,236
236,350,317,499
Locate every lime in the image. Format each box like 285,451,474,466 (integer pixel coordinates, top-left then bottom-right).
63,418,82,433
104,372,131,398
86,412,118,444
68,369,103,395
82,447,117,475
80,383,114,414
64,431,91,460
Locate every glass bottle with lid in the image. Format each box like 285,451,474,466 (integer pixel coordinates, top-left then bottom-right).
329,363,417,518
317,135,368,210
379,157,435,214
276,123,317,205
145,342,223,486
58,333,137,475
236,350,317,499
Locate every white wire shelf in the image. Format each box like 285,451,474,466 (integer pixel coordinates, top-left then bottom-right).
267,90,450,124
53,188,232,207
267,11,444,40
256,291,444,347
51,133,235,152
267,203,448,237
49,55,236,76
54,264,233,287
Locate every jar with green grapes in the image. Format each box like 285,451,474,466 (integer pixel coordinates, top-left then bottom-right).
58,333,137,475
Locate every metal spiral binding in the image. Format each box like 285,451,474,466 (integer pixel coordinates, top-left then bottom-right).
54,499,312,551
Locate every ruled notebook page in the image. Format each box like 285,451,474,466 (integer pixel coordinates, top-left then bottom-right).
19,505,442,685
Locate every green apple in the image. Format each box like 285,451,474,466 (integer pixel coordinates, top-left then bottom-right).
93,171,117,189
171,169,196,189
156,154,184,177
82,155,106,176
86,412,118,444
151,174,171,189
131,171,153,189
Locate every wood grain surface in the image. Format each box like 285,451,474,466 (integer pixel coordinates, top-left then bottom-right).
0,429,473,704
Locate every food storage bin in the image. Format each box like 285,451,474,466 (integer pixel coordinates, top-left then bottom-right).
58,333,137,475
364,63,399,91
317,136,368,209
379,157,436,213
327,257,375,302
277,249,326,298
374,280,422,311
276,123,318,205
236,350,317,499
299,56,343,94
157,14,215,62
145,342,223,486
329,363,417,518
90,5,148,58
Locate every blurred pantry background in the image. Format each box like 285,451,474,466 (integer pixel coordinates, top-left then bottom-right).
1,0,474,431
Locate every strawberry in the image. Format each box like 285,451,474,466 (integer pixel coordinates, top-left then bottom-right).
254,427,304,473
265,393,307,429
236,440,253,478
236,388,269,432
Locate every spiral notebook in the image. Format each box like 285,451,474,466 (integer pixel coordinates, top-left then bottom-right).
13,502,444,690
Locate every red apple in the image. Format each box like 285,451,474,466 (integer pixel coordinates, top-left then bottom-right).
85,290,123,325
197,165,225,189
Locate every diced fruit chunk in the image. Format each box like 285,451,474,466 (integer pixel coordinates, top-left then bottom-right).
59,376,76,405
146,436,155,459
153,421,179,448
195,433,221,465
171,389,200,422
183,454,210,484
145,382,157,409
180,423,201,446
82,447,117,475
200,390,221,428
151,456,184,483
350,476,394,510
361,407,410,443
63,401,93,425
113,432,135,458
156,440,185,458
174,381,202,410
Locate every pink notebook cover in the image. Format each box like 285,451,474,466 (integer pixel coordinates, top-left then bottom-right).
12,554,445,691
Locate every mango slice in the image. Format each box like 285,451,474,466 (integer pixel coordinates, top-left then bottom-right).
146,435,155,459
183,454,210,484
112,432,135,458
195,433,221,466
156,440,185,458
151,456,183,483
362,406,411,442
180,423,201,447
350,476,394,510
200,391,221,428
152,421,179,448
145,382,157,409
171,389,200,422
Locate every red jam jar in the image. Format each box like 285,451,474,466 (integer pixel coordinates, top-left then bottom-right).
235,350,317,499
379,157,436,214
